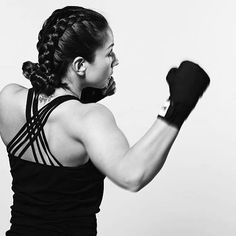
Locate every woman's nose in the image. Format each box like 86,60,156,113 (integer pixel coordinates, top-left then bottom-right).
112,53,119,67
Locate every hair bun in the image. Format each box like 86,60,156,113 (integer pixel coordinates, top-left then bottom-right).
22,60,50,93
22,61,39,80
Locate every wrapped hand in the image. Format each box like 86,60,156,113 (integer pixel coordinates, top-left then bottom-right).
80,77,116,103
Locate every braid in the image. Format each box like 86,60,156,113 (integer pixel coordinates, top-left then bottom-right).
23,15,79,95
22,6,109,96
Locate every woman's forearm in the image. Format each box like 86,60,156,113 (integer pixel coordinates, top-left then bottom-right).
120,118,179,192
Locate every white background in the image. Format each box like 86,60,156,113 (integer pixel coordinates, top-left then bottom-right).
0,0,235,235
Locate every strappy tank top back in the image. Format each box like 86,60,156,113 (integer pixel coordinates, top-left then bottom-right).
6,88,105,228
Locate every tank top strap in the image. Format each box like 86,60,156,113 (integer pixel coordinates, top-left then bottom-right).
7,88,35,154
7,88,80,167
25,87,34,122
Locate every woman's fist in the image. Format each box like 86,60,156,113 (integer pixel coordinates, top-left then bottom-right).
158,60,210,129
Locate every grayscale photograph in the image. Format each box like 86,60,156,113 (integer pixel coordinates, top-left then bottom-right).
0,0,235,235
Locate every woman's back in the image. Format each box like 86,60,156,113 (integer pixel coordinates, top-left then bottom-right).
0,84,105,236
0,84,92,167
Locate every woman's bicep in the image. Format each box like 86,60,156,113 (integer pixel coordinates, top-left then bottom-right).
80,104,131,188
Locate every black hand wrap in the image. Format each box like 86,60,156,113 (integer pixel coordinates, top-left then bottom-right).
80,87,105,104
158,61,210,129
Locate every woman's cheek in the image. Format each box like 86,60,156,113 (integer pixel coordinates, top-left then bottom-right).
102,62,111,79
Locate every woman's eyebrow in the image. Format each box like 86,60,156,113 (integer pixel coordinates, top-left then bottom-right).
107,43,114,49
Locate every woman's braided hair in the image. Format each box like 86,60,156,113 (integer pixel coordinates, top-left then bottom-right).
22,6,109,96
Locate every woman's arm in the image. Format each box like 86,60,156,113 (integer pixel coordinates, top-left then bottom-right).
78,103,178,192
76,61,209,192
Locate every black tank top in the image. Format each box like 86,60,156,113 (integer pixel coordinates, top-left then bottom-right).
5,88,105,236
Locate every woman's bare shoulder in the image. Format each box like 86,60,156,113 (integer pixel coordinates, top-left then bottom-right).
0,84,28,128
0,83,26,95
64,100,114,120
0,83,28,102
83,103,115,124
0,84,28,111
62,101,114,127
72,102,115,127
62,101,116,140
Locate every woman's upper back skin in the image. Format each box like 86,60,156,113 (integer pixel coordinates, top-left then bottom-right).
0,83,96,167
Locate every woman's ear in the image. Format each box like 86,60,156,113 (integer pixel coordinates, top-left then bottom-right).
72,57,87,76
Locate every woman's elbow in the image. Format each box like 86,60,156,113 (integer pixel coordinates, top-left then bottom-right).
123,171,144,193
127,184,142,192
112,162,144,192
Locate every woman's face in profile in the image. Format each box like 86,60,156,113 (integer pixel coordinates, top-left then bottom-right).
84,28,119,88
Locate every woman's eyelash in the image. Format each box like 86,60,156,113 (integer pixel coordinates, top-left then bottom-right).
108,50,113,56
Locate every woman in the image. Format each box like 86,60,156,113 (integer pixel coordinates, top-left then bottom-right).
0,6,210,236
